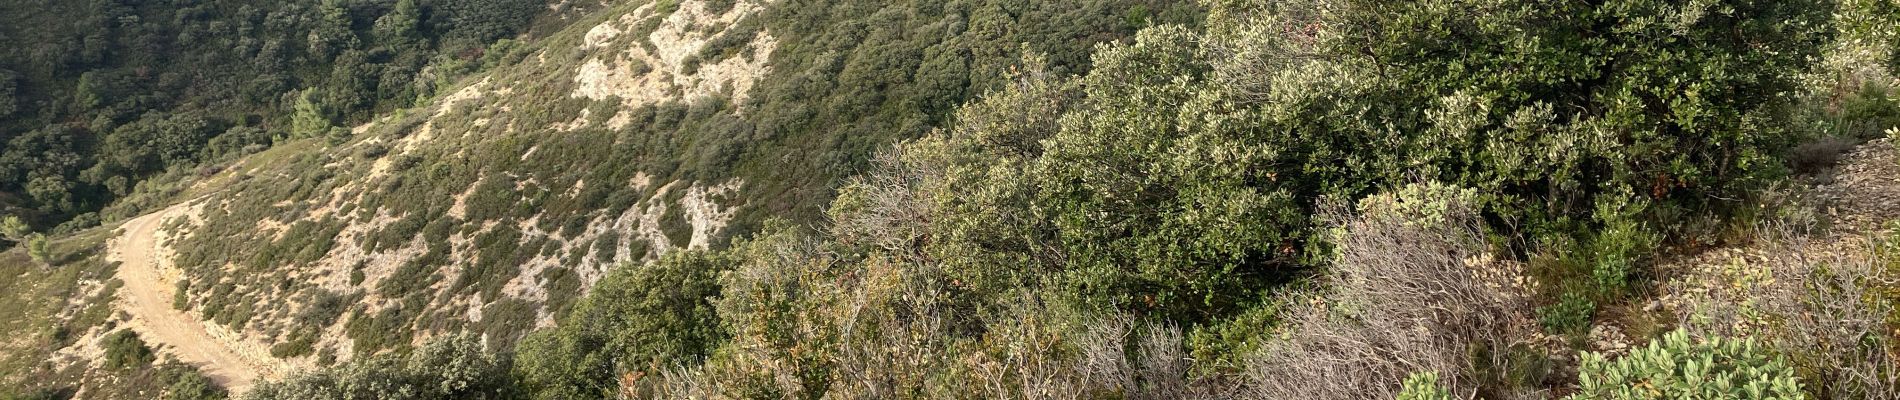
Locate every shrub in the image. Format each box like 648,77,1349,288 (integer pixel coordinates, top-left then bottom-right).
514,250,733,398
1245,183,1544,400
1538,290,1597,336
160,366,226,400
173,280,191,310
25,234,48,265
103,330,156,370
1397,372,1455,400
0,215,27,242
243,334,509,400
1570,330,1801,400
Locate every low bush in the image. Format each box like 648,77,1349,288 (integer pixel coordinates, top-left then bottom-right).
102,330,155,370
1538,291,1597,336
1398,372,1455,400
243,334,511,400
161,367,225,400
513,250,733,399
1570,330,1801,400
1244,183,1546,400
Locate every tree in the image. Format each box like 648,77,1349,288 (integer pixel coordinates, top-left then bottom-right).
0,68,17,117
435,0,543,44
0,215,28,243
290,90,334,140
306,0,358,62
373,0,425,47
25,233,49,265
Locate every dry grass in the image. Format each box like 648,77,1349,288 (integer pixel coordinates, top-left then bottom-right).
1245,188,1546,400
1669,224,1900,400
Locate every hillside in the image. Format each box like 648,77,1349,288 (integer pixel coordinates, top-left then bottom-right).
7,0,1900,399
0,0,583,234
67,0,1194,386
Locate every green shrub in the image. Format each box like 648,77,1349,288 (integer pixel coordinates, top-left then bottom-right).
1397,371,1454,400
173,280,191,310
102,330,155,370
25,234,48,265
269,332,316,358
1570,330,1802,400
905,0,1833,325
161,366,227,400
1538,290,1597,336
1586,199,1660,296
514,250,733,398
244,334,510,400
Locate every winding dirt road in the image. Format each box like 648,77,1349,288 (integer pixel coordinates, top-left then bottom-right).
109,205,276,394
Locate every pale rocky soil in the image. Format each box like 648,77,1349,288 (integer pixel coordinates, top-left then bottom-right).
573,0,777,120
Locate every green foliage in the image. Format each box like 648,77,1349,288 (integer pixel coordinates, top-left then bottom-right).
1538,290,1597,336
24,234,48,265
290,91,335,140
1398,371,1455,400
0,215,27,242
1839,82,1900,138
244,334,511,400
0,388,58,400
436,0,544,44
1586,198,1661,296
0,69,15,118
477,5,1842,395
887,0,1834,324
102,330,156,370
1570,330,1803,400
514,250,733,399
161,366,228,400
0,0,552,227
173,280,190,310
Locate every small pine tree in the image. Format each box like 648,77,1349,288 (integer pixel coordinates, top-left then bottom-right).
25,233,49,265
290,90,334,140
0,215,28,242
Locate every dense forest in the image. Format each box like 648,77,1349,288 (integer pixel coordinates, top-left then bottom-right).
8,0,1900,399
0,0,563,233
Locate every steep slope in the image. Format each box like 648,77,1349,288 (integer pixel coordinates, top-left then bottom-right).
109,203,283,392
148,0,1193,368
0,0,560,230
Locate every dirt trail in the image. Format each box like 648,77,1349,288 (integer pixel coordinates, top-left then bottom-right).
109,204,281,394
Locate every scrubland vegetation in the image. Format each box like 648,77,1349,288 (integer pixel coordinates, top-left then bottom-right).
9,0,1900,398
156,0,1199,369
237,0,1900,399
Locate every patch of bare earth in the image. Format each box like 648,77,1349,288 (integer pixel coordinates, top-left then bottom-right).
573,0,778,124
109,203,291,395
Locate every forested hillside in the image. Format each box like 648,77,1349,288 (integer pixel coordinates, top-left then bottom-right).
3,0,1198,397
8,0,1900,399
253,0,1900,398
0,0,572,233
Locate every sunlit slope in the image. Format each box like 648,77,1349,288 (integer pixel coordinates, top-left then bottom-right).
157,0,1195,364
